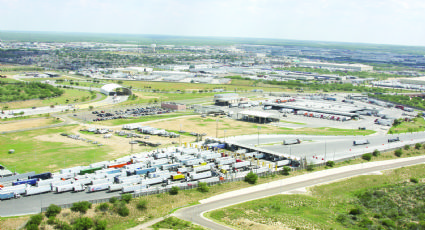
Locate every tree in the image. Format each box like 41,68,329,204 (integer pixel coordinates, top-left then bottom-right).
45,204,61,218
197,182,209,193
404,145,410,150
109,197,118,204
372,149,380,157
94,219,108,230
71,201,92,214
282,166,291,175
393,119,402,126
26,214,43,228
89,105,94,111
415,143,422,150
96,203,109,212
325,161,335,167
395,149,403,157
116,203,129,217
244,171,258,184
170,186,180,195
72,217,93,230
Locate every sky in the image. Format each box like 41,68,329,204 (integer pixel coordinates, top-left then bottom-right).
1,0,425,46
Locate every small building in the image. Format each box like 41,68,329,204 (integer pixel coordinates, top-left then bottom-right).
161,102,186,111
100,84,132,96
237,110,280,123
214,93,240,106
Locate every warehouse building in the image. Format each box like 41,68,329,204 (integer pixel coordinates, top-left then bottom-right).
237,110,280,123
100,84,132,96
298,62,373,71
214,93,240,106
161,102,186,111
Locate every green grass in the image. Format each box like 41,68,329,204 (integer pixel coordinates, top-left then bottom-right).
0,125,112,173
279,120,307,125
151,217,206,230
95,112,197,126
389,117,425,134
207,164,425,230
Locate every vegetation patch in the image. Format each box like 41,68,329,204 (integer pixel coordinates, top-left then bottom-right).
151,217,205,230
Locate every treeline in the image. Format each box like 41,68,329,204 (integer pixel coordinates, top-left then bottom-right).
371,94,425,110
0,81,64,102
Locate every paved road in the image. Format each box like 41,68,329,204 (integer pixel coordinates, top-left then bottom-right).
173,156,425,230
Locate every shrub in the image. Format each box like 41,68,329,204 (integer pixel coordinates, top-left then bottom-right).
404,145,410,150
121,194,132,204
244,171,258,184
362,153,372,161
116,203,130,217
415,143,422,150
349,208,362,215
25,224,39,230
26,214,43,227
307,163,315,171
94,219,108,230
45,204,61,218
282,166,292,175
169,186,180,195
326,161,335,167
410,178,419,183
72,217,94,230
381,218,396,228
96,203,109,212
109,197,118,204
55,221,72,230
71,201,92,214
197,182,210,193
47,216,56,225
372,149,380,157
136,200,148,211
395,149,403,157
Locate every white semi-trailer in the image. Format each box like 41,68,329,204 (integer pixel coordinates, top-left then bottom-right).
283,139,301,145
25,186,52,196
353,139,370,145
190,171,212,181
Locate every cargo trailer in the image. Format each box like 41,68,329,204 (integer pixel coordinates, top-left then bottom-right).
25,186,51,196
79,167,103,175
88,183,111,192
55,184,75,193
12,179,38,186
190,171,212,181
232,161,251,169
28,172,52,180
353,139,370,145
122,184,148,193
283,139,301,145
0,192,15,200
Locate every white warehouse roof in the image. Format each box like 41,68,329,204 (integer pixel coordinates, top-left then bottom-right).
100,84,131,96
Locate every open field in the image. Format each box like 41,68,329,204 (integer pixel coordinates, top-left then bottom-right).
0,117,62,132
94,112,197,126
389,117,425,134
0,88,95,110
147,116,375,137
207,164,425,230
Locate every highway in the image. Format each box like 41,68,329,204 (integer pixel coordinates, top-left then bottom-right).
173,156,425,230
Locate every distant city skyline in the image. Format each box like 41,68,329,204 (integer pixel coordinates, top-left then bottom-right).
1,0,424,47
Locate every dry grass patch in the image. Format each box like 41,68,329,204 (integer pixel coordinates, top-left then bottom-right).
0,117,62,132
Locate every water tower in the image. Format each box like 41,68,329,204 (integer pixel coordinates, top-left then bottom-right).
151,44,156,52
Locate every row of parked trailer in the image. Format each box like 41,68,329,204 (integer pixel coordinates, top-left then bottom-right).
1,147,294,200
294,110,351,121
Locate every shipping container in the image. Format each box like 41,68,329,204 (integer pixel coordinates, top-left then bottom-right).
190,171,212,181
79,167,103,175
12,179,38,186
28,172,52,180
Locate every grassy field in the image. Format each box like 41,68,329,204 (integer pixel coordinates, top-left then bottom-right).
151,217,206,230
94,112,197,126
389,117,425,134
207,164,425,230
0,88,95,110
0,117,62,132
0,125,113,173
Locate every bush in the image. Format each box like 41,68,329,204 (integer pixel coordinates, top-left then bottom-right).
197,182,210,193
116,203,130,217
362,153,372,161
25,224,39,230
96,203,109,212
45,204,61,218
47,216,56,225
109,197,118,204
71,201,92,214
395,149,403,157
244,171,258,184
26,214,43,228
282,166,292,175
372,149,380,157
136,200,148,211
404,145,411,150
307,163,315,171
169,186,180,195
55,221,72,230
73,217,94,230
410,178,419,183
349,208,362,215
94,219,108,230
415,143,422,150
326,161,335,167
381,218,396,228
121,194,132,204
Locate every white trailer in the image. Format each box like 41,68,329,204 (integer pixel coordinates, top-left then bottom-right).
73,184,86,192
118,176,142,184
194,164,212,173
108,183,130,192
36,178,59,187
55,184,75,193
216,158,236,165
88,183,111,192
150,158,169,166
2,184,28,195
74,177,92,185
60,166,85,174
52,173,75,180
92,178,114,185
141,177,164,186
276,160,291,167
185,159,204,166
25,186,52,196
154,152,169,159
202,153,222,161
177,167,189,173
353,139,370,145
190,171,212,181
232,161,251,169
51,180,72,188
198,177,220,183
253,167,269,174
283,139,301,145
89,161,109,169
122,184,148,193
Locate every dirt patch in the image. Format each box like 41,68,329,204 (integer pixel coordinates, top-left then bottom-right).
0,216,29,230
228,218,293,230
0,118,60,132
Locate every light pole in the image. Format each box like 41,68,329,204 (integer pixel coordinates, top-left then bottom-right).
257,126,261,146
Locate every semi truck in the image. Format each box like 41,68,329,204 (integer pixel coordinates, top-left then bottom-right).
388,137,400,143
26,186,51,196
353,139,370,145
189,171,212,181
88,183,111,192
283,139,301,145
141,177,165,186
55,184,75,193
28,172,52,180
0,192,16,200
122,184,148,193
232,161,251,169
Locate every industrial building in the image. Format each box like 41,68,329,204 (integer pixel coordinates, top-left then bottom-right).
214,93,241,106
161,102,186,111
100,84,132,96
298,62,373,72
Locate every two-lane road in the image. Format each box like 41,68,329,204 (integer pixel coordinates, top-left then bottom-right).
173,156,425,230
